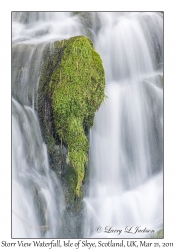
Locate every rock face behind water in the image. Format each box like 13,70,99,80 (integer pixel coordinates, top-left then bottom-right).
37,36,105,210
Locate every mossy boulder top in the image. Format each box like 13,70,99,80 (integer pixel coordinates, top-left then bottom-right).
38,36,105,197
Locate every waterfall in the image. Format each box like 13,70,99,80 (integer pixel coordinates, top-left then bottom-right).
12,12,163,238
84,12,163,238
12,12,81,238
12,98,65,238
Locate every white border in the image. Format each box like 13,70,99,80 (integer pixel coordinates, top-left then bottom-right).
1,0,175,248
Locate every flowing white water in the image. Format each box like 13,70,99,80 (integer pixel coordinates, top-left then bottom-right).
12,12,163,238
12,98,65,238
84,12,163,238
12,12,85,238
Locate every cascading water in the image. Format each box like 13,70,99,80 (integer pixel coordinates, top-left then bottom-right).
12,12,82,238
12,12,163,238
84,12,163,238
12,98,65,238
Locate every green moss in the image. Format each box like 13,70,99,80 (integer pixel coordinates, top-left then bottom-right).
49,36,105,196
38,36,105,199
151,229,163,238
37,41,66,145
64,164,80,208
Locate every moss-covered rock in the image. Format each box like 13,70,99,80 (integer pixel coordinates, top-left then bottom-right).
38,36,105,199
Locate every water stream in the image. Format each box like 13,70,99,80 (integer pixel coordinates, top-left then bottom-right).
84,12,163,238
12,12,163,238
